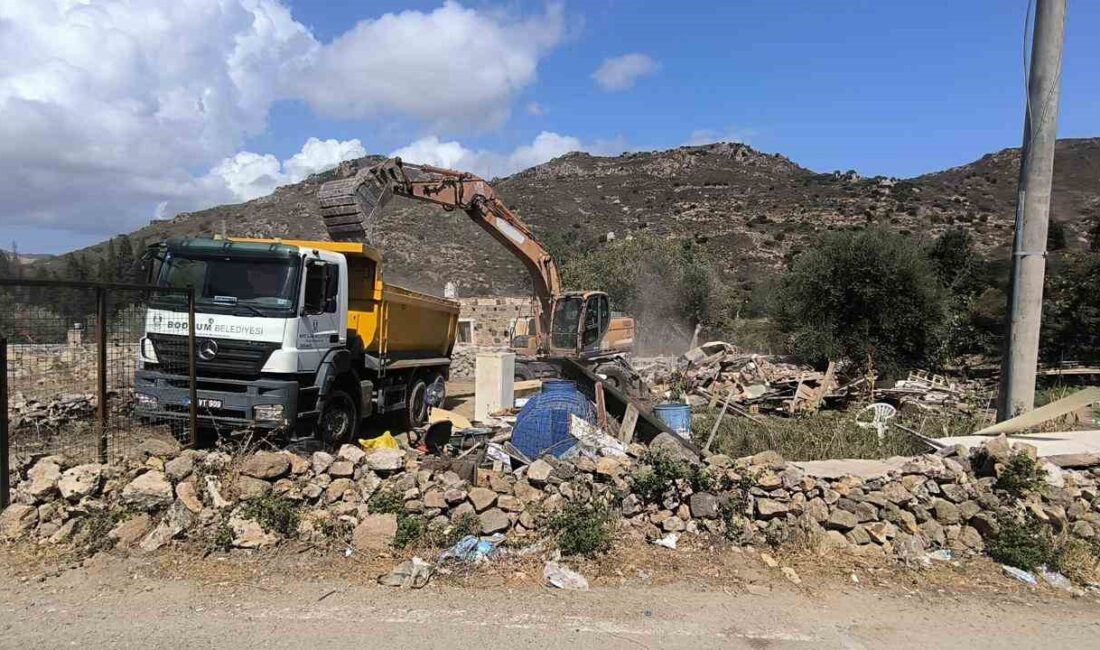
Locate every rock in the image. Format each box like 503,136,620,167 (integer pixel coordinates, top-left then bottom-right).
282,451,311,475
230,516,277,549
443,488,468,505
325,478,355,503
805,498,830,523
139,501,194,552
337,444,367,465
488,473,512,494
203,475,232,509
1046,453,1100,469
364,450,404,472
1070,520,1095,538
467,487,497,512
497,495,524,512
751,450,786,470
621,493,642,517
109,514,152,547
527,459,554,483
24,459,62,501
311,451,335,475
756,498,788,518
121,471,174,511
854,502,879,523
865,521,895,544
352,514,398,551
137,438,181,458
826,509,859,531
423,490,448,510
957,500,981,521
847,525,872,545
48,519,79,544
236,476,273,500
58,464,103,501
595,457,622,478
241,452,290,480
689,492,720,519
932,499,961,525
969,511,998,538
327,460,355,478
780,567,801,585
939,483,968,503
650,432,700,466
662,516,685,532
958,525,983,550
0,504,38,539
479,508,510,534
451,502,475,520
1040,460,1065,489
513,482,542,503
176,482,204,513
881,482,913,504
164,455,194,482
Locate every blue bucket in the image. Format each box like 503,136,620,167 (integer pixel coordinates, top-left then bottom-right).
654,402,692,435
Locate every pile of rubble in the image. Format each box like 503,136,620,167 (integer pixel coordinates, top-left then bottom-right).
877,370,995,415
4,432,1100,570
8,393,97,430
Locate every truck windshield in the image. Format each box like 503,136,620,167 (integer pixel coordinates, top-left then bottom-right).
154,254,300,316
550,296,583,349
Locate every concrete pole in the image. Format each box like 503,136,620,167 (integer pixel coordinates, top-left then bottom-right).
997,0,1067,421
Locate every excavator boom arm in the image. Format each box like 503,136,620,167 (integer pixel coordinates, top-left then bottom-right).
319,159,560,346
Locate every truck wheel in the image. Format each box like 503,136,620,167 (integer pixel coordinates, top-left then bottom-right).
396,378,428,431
318,389,359,448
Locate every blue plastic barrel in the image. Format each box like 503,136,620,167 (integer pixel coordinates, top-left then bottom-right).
512,380,596,459
654,402,692,436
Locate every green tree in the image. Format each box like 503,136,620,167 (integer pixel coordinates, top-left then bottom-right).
771,227,948,373
1041,252,1100,363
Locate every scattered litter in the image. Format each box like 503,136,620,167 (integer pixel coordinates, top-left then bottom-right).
651,533,679,550
1040,567,1072,591
567,414,628,459
359,431,399,451
438,535,501,564
544,561,589,591
928,549,954,562
485,443,514,470
379,557,433,589
1001,565,1038,586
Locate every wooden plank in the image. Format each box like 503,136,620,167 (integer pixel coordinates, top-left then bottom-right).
594,381,609,430
619,403,639,445
973,387,1100,436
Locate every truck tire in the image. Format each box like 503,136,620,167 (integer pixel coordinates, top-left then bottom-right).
396,377,429,431
318,389,359,448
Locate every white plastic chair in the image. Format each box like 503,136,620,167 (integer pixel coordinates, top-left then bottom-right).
856,402,897,440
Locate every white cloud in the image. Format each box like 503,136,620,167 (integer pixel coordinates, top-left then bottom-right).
210,137,366,202
391,131,623,179
292,1,564,130
592,53,658,91
526,101,546,116
0,0,564,248
685,127,756,146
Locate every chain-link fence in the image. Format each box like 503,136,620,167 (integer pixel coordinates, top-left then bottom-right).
1,279,195,507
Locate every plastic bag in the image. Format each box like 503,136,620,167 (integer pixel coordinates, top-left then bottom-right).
359,431,399,451
426,376,446,408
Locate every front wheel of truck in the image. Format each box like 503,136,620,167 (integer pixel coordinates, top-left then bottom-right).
318,389,359,448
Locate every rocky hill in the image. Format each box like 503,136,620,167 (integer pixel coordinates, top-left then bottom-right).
66,138,1100,296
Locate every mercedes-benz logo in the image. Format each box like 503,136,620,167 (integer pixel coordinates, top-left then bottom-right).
197,339,219,361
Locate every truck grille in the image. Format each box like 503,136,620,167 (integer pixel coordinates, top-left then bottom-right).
149,334,280,377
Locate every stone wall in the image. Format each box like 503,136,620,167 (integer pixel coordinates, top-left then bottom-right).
456,297,533,348
3,433,1099,569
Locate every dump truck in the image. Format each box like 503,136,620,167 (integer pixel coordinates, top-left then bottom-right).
319,158,644,394
134,236,459,446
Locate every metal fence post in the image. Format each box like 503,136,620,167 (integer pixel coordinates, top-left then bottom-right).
1,337,10,509
187,287,198,447
96,287,108,463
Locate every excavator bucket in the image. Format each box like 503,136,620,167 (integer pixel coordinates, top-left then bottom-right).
318,171,393,242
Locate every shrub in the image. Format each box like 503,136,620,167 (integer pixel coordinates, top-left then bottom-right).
632,449,692,503
994,452,1046,499
1050,536,1100,584
770,227,948,373
986,510,1053,571
394,515,426,549
240,496,300,536
367,489,404,515
550,500,615,557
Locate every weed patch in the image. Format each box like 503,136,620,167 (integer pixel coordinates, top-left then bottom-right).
986,509,1054,571
550,500,615,557
240,496,300,536
994,452,1046,499
367,489,403,515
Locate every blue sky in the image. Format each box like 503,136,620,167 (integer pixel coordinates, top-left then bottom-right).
267,0,1099,177
0,0,1096,254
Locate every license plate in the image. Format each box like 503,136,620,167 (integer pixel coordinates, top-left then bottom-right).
184,397,223,409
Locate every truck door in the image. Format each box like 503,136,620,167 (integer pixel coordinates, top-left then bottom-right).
299,258,341,371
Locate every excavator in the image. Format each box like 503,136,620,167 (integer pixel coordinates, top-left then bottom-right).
317,158,643,393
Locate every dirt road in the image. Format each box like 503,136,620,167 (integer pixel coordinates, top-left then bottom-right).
1,551,1097,649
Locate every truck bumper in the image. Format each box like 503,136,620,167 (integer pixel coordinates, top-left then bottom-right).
134,369,301,430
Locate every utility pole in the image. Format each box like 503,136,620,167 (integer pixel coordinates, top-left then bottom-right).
998,0,1067,421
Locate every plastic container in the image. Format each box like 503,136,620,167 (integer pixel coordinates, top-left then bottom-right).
654,402,692,437
511,380,595,459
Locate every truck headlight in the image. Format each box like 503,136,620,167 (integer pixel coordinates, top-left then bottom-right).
253,404,285,421
135,393,158,410
140,337,158,363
